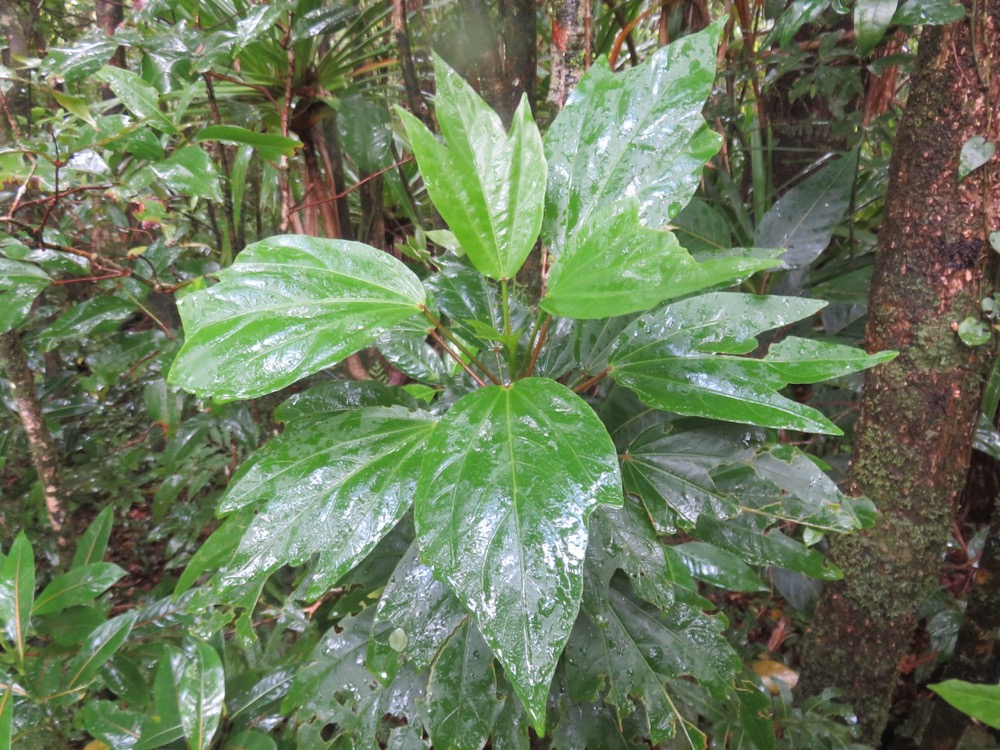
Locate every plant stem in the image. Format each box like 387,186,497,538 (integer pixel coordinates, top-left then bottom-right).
421,307,502,385
500,278,516,373
522,313,552,379
572,367,610,394
430,331,486,387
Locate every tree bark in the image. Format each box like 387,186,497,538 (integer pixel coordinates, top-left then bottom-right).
0,331,67,544
798,4,1000,744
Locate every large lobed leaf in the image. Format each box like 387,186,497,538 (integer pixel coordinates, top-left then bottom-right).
396,55,546,281
215,406,436,598
414,378,623,731
169,235,426,400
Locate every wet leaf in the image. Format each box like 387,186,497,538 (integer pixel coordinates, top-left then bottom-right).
217,407,435,597
427,619,497,750
0,533,33,663
959,137,996,181
275,380,419,422
929,679,1000,729
763,337,896,381
609,293,848,434
0,258,48,334
66,610,140,691
543,23,722,258
0,684,11,750
72,506,115,569
176,639,225,750
42,33,120,83
32,563,125,615
195,125,301,161
81,701,144,749
169,235,426,400
224,729,278,750
96,66,178,133
415,378,622,731
754,151,858,267
34,296,135,352
397,55,545,280
892,0,965,25
672,542,766,592
854,0,897,55
150,146,222,201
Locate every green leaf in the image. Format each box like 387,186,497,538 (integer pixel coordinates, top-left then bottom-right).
763,337,896,381
672,542,766,592
275,380,419,422
608,293,847,434
0,533,33,663
150,146,223,201
694,516,840,579
772,0,831,47
42,34,119,83
216,406,435,597
415,378,623,731
81,701,144,749
66,610,140,691
854,0,898,55
32,563,125,615
396,55,545,280
427,618,498,750
176,640,225,750
754,151,858,267
541,200,778,319
195,125,301,162
51,89,97,127
72,506,115,569
137,651,186,750
959,136,995,181
224,729,278,750
96,66,178,133
543,23,723,258
368,541,466,685
34,296,135,352
892,0,965,25
0,259,48,335
174,510,253,596
928,679,1000,729
169,235,426,400
0,684,11,750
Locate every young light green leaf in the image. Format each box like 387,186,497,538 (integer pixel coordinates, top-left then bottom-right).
0,533,34,663
32,563,125,615
415,378,623,732
195,125,301,162
150,146,223,201
541,200,778,319
543,23,723,258
854,0,898,55
959,136,996,181
217,407,436,597
763,336,897,381
0,259,49,335
754,150,859,267
928,679,1000,729
169,235,426,400
66,610,140,691
608,293,847,434
96,66,178,133
177,640,225,750
396,55,545,280
52,89,97,127
427,618,498,750
72,505,115,569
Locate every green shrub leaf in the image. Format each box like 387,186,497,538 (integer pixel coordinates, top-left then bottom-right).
31,563,125,615
0,259,48,335
928,679,1000,729
176,640,225,750
0,533,33,664
169,235,426,400
414,378,622,731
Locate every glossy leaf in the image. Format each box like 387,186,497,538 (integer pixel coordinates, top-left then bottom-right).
754,151,858,267
96,66,178,133
0,259,48,335
415,378,623,730
541,200,778,319
892,0,965,25
959,136,995,181
0,685,10,750
224,729,278,750
81,701,144,750
150,146,223,201
136,652,186,750
928,679,1000,729
609,293,850,434
72,505,115,569
66,610,140,691
368,541,467,685
169,235,426,400
854,0,897,55
672,542,766,592
42,33,119,83
31,563,125,615
217,406,435,597
427,618,497,750
275,379,419,422
543,23,722,258
0,534,33,663
34,296,135,352
763,336,896,382
397,55,545,280
772,0,831,47
176,640,225,750
195,125,301,161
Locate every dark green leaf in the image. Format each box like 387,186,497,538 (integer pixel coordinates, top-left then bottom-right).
397,55,545,280
224,729,278,750
0,533,33,663
81,701,144,750
928,680,1000,729
96,66,178,133
195,125,301,162
543,23,722,258
217,407,435,597
0,259,48,334
34,296,135,352
169,235,426,400
854,0,898,55
177,639,225,750
150,146,222,201
31,563,125,615
42,34,120,83
892,0,965,25
275,380,419,422
415,378,622,730
426,619,497,750
772,0,831,47
754,151,858,267
174,510,253,596
672,542,766,592
340,90,392,173
66,610,140,690
136,650,186,750
72,506,115,569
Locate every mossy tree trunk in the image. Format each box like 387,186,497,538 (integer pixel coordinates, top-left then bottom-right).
798,4,1000,744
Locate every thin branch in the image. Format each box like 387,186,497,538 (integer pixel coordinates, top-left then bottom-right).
572,367,611,394
522,314,552,379
421,306,502,385
430,330,486,387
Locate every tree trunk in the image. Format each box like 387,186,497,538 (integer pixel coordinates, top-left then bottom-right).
798,4,1000,744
